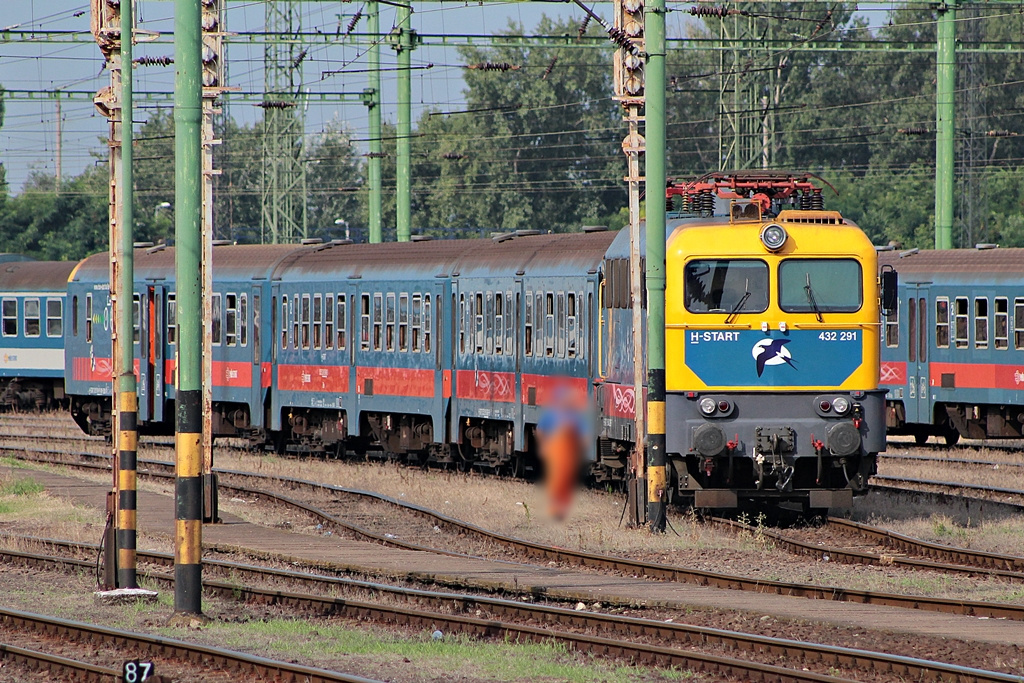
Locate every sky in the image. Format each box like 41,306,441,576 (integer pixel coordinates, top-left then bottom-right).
0,0,612,195
0,1,900,196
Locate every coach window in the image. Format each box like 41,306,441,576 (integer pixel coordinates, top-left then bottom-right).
72,296,79,337
337,295,347,350
1015,298,1024,350
460,292,468,356
85,295,93,342
240,294,248,346
505,291,514,355
361,294,371,351
373,293,383,351
24,298,40,337
423,294,432,354
312,295,322,350
167,295,176,345
545,293,555,357
556,293,566,358
995,297,1009,350
524,292,533,356
475,293,484,354
132,294,141,344
226,294,238,346
280,296,288,350
974,297,989,350
46,299,62,337
567,293,577,358
884,298,899,348
399,293,409,352
299,294,310,350
494,293,503,355
685,259,769,314
485,292,495,355
412,294,422,352
385,293,396,352
935,298,949,348
779,259,861,314
324,295,334,350
211,293,222,346
953,297,968,349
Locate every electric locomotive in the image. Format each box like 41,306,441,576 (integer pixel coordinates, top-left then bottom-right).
664,173,894,511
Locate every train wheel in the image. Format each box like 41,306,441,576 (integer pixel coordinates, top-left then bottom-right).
913,431,929,446
943,430,960,447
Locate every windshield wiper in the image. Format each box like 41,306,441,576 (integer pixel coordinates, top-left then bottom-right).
725,290,751,324
804,273,823,322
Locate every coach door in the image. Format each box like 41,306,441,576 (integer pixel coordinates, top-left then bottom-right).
905,285,930,424
252,287,263,425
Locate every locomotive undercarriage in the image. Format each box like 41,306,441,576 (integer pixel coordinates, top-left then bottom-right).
71,396,111,437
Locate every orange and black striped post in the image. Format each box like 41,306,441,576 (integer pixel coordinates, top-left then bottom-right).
116,384,139,588
173,0,204,615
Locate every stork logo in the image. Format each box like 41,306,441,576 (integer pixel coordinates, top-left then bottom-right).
752,338,796,377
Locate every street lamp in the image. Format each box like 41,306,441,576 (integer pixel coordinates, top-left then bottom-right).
334,218,350,241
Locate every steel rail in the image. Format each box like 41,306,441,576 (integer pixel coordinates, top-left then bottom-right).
873,474,1024,502
9,446,1024,622
1,540,1018,683
0,642,120,682
711,516,1024,581
0,607,381,683
882,452,1024,469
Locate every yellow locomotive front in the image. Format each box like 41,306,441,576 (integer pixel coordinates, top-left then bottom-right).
664,173,889,512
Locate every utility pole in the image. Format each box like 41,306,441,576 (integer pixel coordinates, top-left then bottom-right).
613,0,647,527
201,0,225,522
935,2,957,249
91,0,139,590
391,4,416,242
174,0,204,617
644,0,667,533
55,94,62,194
366,1,383,244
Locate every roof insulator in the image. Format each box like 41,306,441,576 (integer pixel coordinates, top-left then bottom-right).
133,241,155,248
301,238,323,245
975,243,998,250
492,232,514,243
582,225,608,233
410,234,433,242
515,229,541,237
874,245,895,252
212,239,234,246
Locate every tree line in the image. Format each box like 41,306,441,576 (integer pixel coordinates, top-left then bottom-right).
3,6,1024,261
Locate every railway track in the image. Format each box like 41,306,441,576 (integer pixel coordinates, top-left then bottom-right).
0,604,380,683
713,516,1024,578
9,445,1024,623
1,535,1020,683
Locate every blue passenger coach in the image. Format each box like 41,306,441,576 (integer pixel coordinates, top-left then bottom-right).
878,247,1024,443
0,258,76,409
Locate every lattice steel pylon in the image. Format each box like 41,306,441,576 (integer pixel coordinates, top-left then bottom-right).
713,4,782,170
261,0,307,244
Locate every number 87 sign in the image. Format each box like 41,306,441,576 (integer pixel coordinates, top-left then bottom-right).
122,660,155,683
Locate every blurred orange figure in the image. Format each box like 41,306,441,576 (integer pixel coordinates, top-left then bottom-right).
537,385,586,520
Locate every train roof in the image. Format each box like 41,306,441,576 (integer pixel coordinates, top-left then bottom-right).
877,247,1024,280
0,260,78,292
271,231,619,281
70,244,303,284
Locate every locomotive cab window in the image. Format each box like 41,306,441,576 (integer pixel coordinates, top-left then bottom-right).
779,259,862,313
684,259,768,314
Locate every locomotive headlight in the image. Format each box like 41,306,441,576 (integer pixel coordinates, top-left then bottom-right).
760,223,788,251
699,398,717,416
831,397,851,415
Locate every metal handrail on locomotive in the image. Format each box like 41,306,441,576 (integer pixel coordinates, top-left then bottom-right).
665,172,895,511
